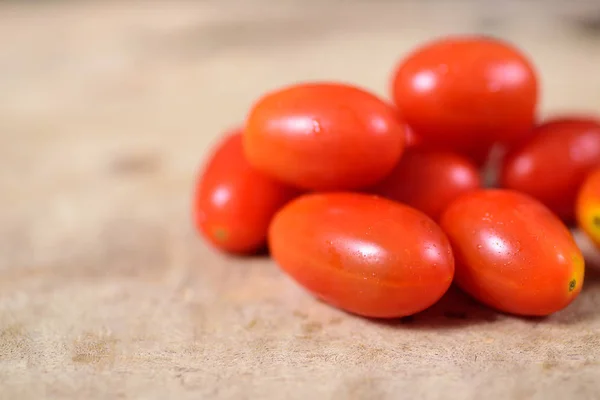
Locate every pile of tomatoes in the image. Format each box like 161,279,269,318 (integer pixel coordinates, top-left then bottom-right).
193,36,600,319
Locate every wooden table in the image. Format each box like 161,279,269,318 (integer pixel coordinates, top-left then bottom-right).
2,1,600,398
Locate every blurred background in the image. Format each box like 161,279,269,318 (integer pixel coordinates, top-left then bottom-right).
1,1,600,398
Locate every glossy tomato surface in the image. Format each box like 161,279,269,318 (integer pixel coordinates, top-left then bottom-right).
391,36,538,158
244,82,406,190
269,192,454,318
577,168,600,248
440,190,584,316
403,122,420,148
372,150,481,221
193,131,299,254
500,117,600,222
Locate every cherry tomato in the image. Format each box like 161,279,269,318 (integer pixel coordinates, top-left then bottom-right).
440,189,584,316
408,127,495,167
391,36,538,158
404,122,420,148
576,168,600,248
268,192,454,318
539,115,600,130
372,150,481,221
193,131,299,254
401,119,493,165
500,117,600,222
244,82,406,191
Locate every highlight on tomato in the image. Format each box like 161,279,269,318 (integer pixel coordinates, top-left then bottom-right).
193,130,299,254
500,116,600,222
371,149,481,221
244,82,406,191
391,35,538,162
440,189,584,317
268,192,455,318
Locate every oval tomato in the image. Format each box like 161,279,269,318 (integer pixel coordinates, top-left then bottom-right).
269,192,454,318
440,189,584,316
372,150,481,221
193,131,299,254
391,36,538,158
500,117,600,222
244,82,406,190
576,168,600,248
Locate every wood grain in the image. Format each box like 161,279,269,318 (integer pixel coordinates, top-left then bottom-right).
1,1,600,399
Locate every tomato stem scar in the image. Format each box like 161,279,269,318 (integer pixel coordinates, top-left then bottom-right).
568,279,577,292
213,227,229,242
593,216,600,227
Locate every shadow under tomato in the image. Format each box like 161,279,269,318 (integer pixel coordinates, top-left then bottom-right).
230,244,271,259
583,265,600,290
369,285,500,330
577,244,600,295
204,243,271,260
375,245,600,328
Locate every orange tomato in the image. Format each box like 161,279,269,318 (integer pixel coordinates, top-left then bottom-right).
500,117,600,222
244,82,406,190
269,192,455,318
576,168,600,248
391,36,538,159
371,149,481,221
440,189,584,316
193,131,299,254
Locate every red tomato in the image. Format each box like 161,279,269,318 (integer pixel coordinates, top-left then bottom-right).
401,119,493,166
372,150,481,221
440,189,584,316
244,82,406,190
407,126,495,167
500,117,600,222
539,115,600,130
269,192,454,318
404,123,420,148
193,131,299,254
576,168,600,248
391,36,538,158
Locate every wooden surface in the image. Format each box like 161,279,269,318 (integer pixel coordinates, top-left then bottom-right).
2,1,600,399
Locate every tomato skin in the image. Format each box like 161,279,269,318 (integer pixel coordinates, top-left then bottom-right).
269,192,454,318
440,189,584,317
538,115,600,130
500,117,600,222
408,128,495,167
391,36,538,157
404,123,420,148
193,131,299,254
576,168,600,248
244,83,406,190
372,150,481,221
